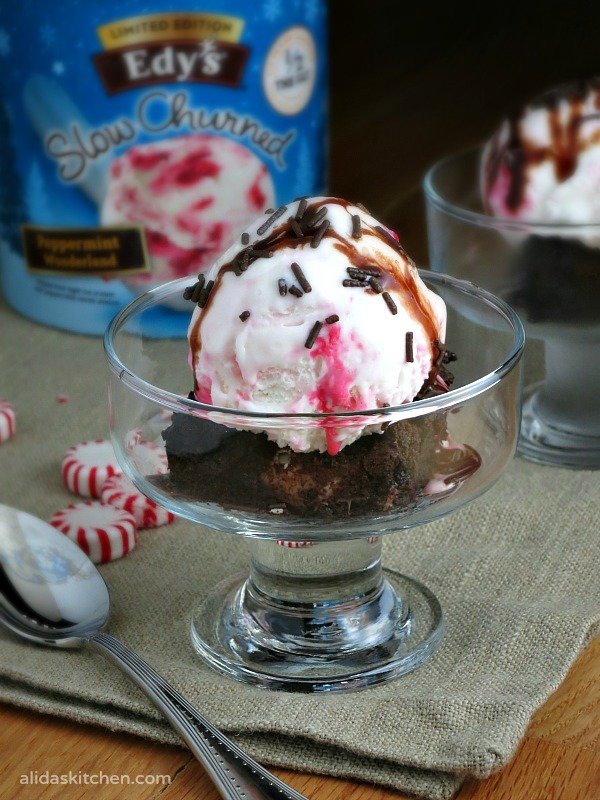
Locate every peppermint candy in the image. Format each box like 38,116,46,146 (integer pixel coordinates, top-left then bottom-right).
101,474,174,530
61,439,121,498
276,540,314,548
0,400,16,444
49,501,137,564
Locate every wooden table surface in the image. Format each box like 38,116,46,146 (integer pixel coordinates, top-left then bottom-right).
2,636,598,799
2,5,600,799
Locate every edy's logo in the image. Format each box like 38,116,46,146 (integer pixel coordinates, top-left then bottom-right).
93,13,249,94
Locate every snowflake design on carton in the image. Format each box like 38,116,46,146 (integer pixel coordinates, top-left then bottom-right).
263,0,282,22
40,23,57,47
0,28,10,58
305,0,322,23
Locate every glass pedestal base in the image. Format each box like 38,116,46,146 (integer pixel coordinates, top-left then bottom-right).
190,538,443,692
520,389,600,469
518,333,600,470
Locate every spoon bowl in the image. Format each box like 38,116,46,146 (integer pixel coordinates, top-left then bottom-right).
0,505,109,647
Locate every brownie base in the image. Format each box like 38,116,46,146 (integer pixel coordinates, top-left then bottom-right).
509,235,600,324
161,410,447,518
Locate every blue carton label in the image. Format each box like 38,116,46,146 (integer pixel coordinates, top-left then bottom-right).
0,1,328,336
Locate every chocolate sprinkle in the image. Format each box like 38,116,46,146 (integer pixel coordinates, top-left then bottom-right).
183,274,206,301
278,278,288,296
325,314,339,324
358,265,382,277
370,278,383,294
290,218,303,238
238,249,250,272
306,206,327,228
231,242,274,276
351,214,362,239
239,310,250,322
296,207,326,235
347,266,382,279
305,320,323,349
197,279,214,309
406,331,414,362
291,262,311,293
347,267,369,279
257,205,286,235
295,198,308,220
191,276,207,303
241,232,250,245
311,219,330,248
247,248,274,259
382,291,398,314
191,285,204,303
264,208,275,214
443,350,457,364
343,278,369,287
289,285,303,298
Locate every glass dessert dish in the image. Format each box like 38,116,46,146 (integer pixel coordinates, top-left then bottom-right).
425,149,600,470
104,272,523,692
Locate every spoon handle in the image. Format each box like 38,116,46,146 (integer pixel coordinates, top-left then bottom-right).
89,631,309,800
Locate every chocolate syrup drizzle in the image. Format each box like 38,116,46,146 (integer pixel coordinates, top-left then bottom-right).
426,442,482,498
484,78,600,213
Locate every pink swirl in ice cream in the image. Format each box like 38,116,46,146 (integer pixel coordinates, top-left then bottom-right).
481,78,600,224
186,197,447,455
101,134,275,281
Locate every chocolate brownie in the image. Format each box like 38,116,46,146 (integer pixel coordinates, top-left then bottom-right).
160,354,458,518
161,409,447,517
509,235,600,324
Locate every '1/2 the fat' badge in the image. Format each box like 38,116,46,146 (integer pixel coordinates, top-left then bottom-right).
263,27,317,116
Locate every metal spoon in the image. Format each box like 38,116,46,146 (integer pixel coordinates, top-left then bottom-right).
0,505,308,800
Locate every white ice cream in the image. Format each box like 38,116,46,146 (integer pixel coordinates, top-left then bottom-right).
187,197,447,455
481,79,600,230
102,134,275,282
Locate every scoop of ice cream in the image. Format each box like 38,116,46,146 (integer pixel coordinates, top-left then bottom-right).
481,79,600,225
101,134,275,282
187,197,447,455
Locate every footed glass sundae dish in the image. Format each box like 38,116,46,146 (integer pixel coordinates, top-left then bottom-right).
105,197,524,691
425,79,600,468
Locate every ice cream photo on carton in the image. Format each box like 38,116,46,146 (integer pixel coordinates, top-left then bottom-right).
102,134,275,284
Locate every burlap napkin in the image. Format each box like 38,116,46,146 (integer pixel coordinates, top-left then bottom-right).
0,299,599,800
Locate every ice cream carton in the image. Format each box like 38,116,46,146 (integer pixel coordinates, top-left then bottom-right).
0,0,327,335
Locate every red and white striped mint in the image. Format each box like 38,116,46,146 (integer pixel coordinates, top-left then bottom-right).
0,400,16,444
276,540,314,548
61,439,122,498
127,439,169,476
49,501,138,564
101,474,174,530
